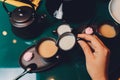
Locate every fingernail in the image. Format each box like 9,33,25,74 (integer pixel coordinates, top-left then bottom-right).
77,37,81,41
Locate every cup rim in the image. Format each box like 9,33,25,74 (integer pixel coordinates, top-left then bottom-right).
36,37,59,59
57,24,72,35
57,32,76,51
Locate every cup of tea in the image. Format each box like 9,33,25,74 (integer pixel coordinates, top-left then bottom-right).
97,20,119,38
36,38,60,62
57,32,76,51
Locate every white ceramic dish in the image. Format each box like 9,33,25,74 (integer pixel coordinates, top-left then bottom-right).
109,0,120,24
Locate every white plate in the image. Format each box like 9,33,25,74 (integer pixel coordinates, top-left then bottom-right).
109,0,120,24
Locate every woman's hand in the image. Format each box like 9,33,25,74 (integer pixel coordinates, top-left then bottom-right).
77,34,110,80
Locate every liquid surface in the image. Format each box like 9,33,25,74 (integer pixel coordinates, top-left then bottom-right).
59,35,75,51
38,40,58,58
98,24,116,38
57,24,71,35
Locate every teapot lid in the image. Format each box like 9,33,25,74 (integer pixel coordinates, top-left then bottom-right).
11,6,34,23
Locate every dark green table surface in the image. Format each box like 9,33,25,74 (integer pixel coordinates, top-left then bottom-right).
0,0,120,80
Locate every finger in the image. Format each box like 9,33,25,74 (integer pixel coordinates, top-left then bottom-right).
77,34,103,51
77,40,94,59
87,35,105,51
93,35,108,48
93,35,110,54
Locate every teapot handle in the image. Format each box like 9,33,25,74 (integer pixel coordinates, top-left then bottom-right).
2,0,11,16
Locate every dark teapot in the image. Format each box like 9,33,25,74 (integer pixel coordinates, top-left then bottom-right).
2,0,47,39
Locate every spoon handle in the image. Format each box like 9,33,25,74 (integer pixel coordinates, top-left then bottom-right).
13,68,31,80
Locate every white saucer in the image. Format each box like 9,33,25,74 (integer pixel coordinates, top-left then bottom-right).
109,0,120,24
